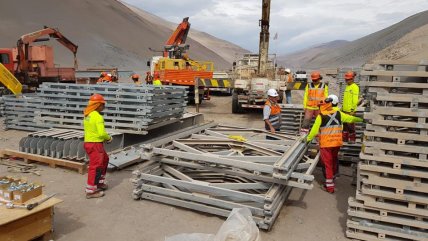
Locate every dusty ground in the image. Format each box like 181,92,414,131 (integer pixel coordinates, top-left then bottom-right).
0,95,354,241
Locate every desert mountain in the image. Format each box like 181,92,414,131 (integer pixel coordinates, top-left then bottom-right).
278,40,349,69
279,10,428,68
0,0,246,72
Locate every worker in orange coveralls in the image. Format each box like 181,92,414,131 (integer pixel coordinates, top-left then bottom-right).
83,94,112,198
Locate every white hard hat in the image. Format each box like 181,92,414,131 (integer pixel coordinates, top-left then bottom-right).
267,89,278,97
326,94,339,105
285,68,291,73
107,74,112,77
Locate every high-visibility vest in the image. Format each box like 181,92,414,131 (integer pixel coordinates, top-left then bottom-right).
264,100,281,130
342,83,359,112
153,79,162,86
319,110,343,148
307,82,326,108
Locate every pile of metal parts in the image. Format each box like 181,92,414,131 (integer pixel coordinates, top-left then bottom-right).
18,128,124,162
132,124,319,230
3,83,188,134
0,95,4,117
2,94,43,131
280,104,365,163
346,61,428,241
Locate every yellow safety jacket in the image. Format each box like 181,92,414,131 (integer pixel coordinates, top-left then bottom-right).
304,83,328,110
153,79,162,86
342,83,359,113
84,111,111,142
307,109,362,148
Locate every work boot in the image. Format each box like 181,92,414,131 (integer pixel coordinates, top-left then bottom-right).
86,190,105,199
97,183,108,191
349,133,356,144
321,185,335,194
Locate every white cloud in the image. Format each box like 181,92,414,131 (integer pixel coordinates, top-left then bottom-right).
123,0,428,54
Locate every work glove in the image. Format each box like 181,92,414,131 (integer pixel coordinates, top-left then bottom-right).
301,136,308,143
106,136,113,144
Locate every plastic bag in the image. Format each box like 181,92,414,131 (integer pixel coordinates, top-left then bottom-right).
165,208,261,241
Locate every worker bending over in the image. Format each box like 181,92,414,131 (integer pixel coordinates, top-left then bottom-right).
341,71,359,144
301,71,328,134
83,94,112,199
263,89,281,139
306,95,362,193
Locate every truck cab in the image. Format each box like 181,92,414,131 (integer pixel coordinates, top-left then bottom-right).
0,49,14,72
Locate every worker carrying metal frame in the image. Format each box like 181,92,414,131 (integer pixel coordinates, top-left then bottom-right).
304,95,362,193
83,94,112,199
301,71,328,134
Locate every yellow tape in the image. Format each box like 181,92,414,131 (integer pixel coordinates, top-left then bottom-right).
0,63,22,95
293,82,301,90
211,79,219,87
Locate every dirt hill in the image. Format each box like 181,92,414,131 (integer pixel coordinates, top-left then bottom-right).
279,10,428,68
0,0,245,72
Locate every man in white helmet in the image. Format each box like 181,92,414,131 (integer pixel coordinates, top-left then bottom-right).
264,89,281,139
305,94,362,193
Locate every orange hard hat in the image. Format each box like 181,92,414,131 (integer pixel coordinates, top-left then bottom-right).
344,71,354,80
132,74,140,79
311,71,321,80
154,71,160,78
89,94,106,103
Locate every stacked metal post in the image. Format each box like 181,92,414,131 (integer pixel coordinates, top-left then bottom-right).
3,83,188,134
346,61,428,241
2,94,47,131
132,124,319,230
0,96,4,117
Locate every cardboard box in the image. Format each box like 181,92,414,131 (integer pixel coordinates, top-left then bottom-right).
13,185,43,203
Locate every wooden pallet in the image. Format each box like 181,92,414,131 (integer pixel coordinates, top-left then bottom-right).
348,197,428,230
0,149,86,174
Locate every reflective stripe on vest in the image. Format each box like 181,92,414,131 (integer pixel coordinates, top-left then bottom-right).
265,100,281,130
307,83,326,107
319,111,343,148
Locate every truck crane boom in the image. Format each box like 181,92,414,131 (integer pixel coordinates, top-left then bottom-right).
163,17,190,59
16,26,78,72
258,0,270,76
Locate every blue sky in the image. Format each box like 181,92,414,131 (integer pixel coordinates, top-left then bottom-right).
123,0,428,54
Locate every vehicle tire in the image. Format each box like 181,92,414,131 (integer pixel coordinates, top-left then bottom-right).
232,92,244,114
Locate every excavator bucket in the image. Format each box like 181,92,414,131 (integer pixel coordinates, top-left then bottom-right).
0,63,22,95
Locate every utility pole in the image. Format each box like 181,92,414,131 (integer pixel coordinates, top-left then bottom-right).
257,0,271,77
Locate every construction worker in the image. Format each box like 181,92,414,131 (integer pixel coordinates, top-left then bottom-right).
131,74,141,85
83,94,112,199
301,71,328,134
342,71,359,144
153,72,162,86
284,68,293,104
145,71,153,84
97,73,112,83
264,89,281,139
97,72,107,83
305,95,362,193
